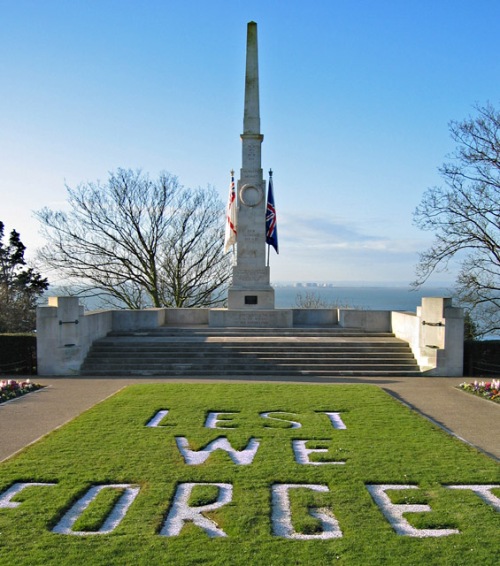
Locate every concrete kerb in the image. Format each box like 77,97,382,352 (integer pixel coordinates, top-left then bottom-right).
0,376,498,464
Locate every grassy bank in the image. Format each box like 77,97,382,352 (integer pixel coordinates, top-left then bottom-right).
0,383,498,565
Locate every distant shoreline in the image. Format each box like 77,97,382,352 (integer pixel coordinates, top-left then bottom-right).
272,282,454,289
46,284,454,314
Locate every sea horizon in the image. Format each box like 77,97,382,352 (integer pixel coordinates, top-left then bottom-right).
48,283,455,314
274,284,454,312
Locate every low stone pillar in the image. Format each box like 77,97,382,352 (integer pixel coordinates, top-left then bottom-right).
36,297,84,375
392,297,464,376
420,298,464,376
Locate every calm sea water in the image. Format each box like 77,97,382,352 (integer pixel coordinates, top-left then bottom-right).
274,285,454,312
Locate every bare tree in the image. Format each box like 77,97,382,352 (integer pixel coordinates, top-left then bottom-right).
413,103,500,337
36,169,231,308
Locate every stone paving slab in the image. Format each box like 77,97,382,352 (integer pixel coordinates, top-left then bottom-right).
0,376,498,463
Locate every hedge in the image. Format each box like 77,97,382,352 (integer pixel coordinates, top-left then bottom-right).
0,334,37,375
463,339,500,377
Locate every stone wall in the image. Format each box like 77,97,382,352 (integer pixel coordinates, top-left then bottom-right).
36,297,464,376
392,297,464,376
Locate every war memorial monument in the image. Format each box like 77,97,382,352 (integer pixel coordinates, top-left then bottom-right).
36,22,464,377
227,21,275,311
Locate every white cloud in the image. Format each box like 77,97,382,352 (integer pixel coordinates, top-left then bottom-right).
269,211,447,283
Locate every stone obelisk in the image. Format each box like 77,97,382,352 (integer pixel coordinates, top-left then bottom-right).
227,21,275,310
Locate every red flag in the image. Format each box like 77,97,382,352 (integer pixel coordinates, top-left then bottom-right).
224,171,237,253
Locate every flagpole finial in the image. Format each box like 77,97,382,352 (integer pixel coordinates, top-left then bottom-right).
269,168,273,177
230,169,234,176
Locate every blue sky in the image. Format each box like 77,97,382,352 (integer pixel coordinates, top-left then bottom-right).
1,0,499,285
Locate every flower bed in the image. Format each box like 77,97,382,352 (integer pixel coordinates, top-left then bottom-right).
0,379,44,404
458,379,500,403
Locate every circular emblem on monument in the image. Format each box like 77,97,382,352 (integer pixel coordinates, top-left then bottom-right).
240,184,263,207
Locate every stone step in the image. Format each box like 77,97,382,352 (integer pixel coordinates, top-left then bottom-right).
84,351,416,360
81,367,420,378
88,343,411,352
89,337,410,347
82,358,418,369
79,367,422,377
82,358,418,374
80,326,422,377
108,326,392,337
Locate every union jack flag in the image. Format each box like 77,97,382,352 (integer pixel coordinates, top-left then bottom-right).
224,170,237,253
266,170,278,254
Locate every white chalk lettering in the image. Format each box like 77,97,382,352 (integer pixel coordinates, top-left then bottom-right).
0,482,56,508
366,484,459,537
52,484,140,535
271,483,342,539
160,482,232,537
145,409,169,427
446,485,500,512
260,412,301,429
292,440,346,465
175,436,260,465
204,412,239,429
2,480,495,537
144,410,347,430
324,412,347,430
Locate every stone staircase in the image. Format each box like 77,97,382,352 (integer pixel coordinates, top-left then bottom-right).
80,326,422,377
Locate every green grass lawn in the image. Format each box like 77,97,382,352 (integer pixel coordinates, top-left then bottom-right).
0,383,499,565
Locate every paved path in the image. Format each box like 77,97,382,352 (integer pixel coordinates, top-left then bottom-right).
1,376,499,463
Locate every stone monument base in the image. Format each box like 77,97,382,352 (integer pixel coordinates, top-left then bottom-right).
209,308,292,328
227,286,275,310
